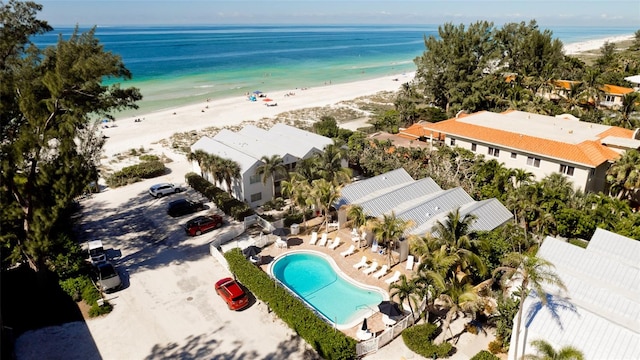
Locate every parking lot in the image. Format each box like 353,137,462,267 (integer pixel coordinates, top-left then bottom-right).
15,156,317,360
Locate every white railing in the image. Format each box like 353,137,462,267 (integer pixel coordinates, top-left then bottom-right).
356,297,427,357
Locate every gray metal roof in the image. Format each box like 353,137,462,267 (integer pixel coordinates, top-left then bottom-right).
339,168,415,205
509,234,640,360
269,123,334,157
338,169,512,236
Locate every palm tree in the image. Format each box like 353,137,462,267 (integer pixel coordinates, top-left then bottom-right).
369,211,414,267
310,178,341,232
524,339,584,360
606,149,640,201
430,208,486,279
220,158,241,195
389,274,420,320
616,92,640,129
257,154,288,199
494,252,567,360
281,176,314,226
201,154,223,185
187,149,209,177
438,278,480,344
347,204,368,231
315,142,352,185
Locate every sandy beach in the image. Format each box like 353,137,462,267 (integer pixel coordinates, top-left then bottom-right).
101,72,414,158
563,34,634,55
13,33,636,360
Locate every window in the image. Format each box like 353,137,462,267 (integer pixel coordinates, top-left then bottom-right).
488,147,500,157
605,95,615,102
559,164,575,176
527,157,541,168
450,138,456,146
250,192,262,202
249,174,261,184
471,143,477,152
511,152,517,159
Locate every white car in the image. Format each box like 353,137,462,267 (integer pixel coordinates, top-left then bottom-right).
149,183,183,197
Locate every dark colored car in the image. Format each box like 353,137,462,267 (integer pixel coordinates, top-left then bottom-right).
185,215,224,236
214,277,249,310
167,199,204,217
93,262,123,293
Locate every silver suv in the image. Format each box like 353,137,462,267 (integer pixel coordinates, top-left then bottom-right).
149,183,183,197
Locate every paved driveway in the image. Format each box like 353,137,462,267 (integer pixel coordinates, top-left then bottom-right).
16,157,317,360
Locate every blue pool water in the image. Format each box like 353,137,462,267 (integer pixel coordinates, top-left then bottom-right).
270,251,385,329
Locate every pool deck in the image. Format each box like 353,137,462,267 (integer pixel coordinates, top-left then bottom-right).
256,223,415,340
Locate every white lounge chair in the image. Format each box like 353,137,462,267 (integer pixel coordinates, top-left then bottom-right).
385,270,402,284
362,261,379,275
328,237,341,250
340,244,356,257
318,233,329,246
406,255,415,271
353,256,368,269
372,265,389,279
309,231,318,245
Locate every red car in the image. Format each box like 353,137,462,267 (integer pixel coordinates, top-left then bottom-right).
184,215,223,236
214,277,249,310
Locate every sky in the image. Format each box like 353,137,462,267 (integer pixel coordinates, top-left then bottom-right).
37,0,640,27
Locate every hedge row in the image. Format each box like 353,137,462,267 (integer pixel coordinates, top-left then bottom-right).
224,249,357,360
59,275,113,317
470,350,501,360
401,323,452,358
185,172,254,221
106,160,166,188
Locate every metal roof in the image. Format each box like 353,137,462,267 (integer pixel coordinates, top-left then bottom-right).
269,123,334,157
191,137,259,172
509,234,640,360
588,228,640,270
213,129,290,162
339,168,415,205
338,169,512,236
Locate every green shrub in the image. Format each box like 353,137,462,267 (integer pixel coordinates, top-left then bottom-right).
60,276,92,302
402,323,452,358
471,350,500,360
106,160,166,188
225,249,356,360
488,339,504,354
185,172,255,221
139,154,159,161
89,301,113,317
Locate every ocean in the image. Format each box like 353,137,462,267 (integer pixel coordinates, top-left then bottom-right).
31,25,636,117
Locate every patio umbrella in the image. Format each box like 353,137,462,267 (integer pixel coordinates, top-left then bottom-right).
377,301,402,317
242,245,261,258
361,318,368,331
272,227,287,237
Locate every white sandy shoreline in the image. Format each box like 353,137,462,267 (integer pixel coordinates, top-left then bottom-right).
101,72,415,157
563,34,634,55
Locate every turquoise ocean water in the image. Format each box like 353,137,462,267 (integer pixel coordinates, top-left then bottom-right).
32,25,636,117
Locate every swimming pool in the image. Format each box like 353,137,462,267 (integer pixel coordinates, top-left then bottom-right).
269,250,387,329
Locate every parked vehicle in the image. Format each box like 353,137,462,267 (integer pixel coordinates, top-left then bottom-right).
149,183,183,198
214,277,249,310
184,215,223,236
93,262,122,293
167,199,204,217
88,240,106,264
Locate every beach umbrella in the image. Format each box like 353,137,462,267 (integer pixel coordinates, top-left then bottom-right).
361,318,368,331
377,301,402,317
272,227,287,237
242,245,261,258
253,90,263,94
